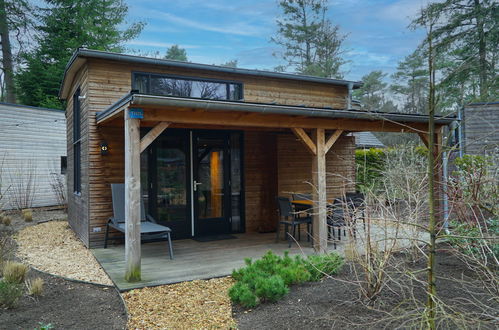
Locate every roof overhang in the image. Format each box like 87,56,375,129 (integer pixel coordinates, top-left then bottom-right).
59,48,363,100
96,93,456,131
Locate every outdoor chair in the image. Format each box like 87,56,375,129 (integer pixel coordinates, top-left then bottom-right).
344,192,366,234
327,198,347,249
276,196,313,248
292,193,313,213
104,183,174,259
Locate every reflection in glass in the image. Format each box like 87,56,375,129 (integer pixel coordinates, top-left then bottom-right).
156,137,187,224
133,73,242,101
197,139,224,219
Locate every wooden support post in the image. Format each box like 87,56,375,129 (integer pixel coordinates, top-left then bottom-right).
124,108,141,282
312,128,327,253
140,121,170,153
291,127,317,155
418,130,444,223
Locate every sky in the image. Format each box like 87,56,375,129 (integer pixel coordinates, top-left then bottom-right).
124,0,431,82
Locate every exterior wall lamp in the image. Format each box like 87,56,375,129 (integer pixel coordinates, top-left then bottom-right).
100,141,109,155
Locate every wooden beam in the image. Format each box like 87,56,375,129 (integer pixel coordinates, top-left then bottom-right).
312,128,328,253
104,107,436,133
291,128,317,155
418,132,429,147
324,129,344,154
140,121,170,153
124,108,141,282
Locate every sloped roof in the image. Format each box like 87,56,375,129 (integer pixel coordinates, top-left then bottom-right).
353,132,385,148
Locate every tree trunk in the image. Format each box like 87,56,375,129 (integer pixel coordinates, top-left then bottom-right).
474,0,487,99
427,22,437,330
0,0,16,103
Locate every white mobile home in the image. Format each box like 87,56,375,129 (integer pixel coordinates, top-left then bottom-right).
0,102,66,210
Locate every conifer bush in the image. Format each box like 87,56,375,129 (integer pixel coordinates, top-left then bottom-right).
229,251,343,308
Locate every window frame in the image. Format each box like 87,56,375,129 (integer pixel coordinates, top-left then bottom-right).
73,88,82,195
131,71,244,101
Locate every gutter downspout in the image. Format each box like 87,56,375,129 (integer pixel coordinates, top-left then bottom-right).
442,148,450,234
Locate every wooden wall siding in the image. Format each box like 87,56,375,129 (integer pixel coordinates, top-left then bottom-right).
463,103,499,155
87,59,349,112
277,133,355,200
244,132,278,233
0,104,66,210
66,65,90,247
71,59,352,247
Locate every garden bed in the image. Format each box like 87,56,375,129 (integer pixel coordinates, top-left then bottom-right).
234,248,498,329
0,268,126,329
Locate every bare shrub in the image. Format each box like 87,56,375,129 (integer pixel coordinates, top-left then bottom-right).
27,277,44,296
9,159,37,210
3,261,29,284
49,161,66,211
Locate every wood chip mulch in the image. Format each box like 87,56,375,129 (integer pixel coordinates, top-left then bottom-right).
14,220,113,285
123,277,236,329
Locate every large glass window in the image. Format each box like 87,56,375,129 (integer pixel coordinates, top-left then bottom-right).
73,88,81,194
133,73,243,101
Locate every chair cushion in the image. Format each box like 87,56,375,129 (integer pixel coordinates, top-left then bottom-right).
114,221,172,234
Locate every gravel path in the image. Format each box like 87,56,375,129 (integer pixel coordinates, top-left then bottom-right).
14,220,113,285
123,277,235,329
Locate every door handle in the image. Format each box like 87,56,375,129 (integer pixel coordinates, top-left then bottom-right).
193,180,202,191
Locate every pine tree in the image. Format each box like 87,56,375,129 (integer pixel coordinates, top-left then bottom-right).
16,0,143,109
412,0,498,102
353,71,398,112
271,0,346,78
0,0,33,103
164,45,187,61
391,50,428,114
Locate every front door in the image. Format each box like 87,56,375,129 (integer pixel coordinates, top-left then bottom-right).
193,132,231,236
142,129,244,239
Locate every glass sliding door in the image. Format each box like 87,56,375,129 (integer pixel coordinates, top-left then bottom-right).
141,129,244,239
143,130,191,239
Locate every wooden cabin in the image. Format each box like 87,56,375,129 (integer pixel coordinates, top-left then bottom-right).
59,49,453,282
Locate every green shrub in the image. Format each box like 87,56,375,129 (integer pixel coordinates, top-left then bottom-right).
355,148,385,192
3,261,29,284
0,280,23,308
448,219,499,261
229,251,343,308
254,275,288,302
304,253,344,281
228,282,258,307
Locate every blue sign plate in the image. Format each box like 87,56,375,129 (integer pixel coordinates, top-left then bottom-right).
129,108,144,119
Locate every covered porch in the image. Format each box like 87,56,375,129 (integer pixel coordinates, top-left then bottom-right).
93,233,318,290
94,92,452,284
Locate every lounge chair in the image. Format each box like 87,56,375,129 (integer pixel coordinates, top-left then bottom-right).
104,183,174,259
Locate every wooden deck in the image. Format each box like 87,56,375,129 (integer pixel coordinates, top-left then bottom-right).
92,233,331,291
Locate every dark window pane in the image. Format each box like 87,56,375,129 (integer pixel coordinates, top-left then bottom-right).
61,156,67,175
134,74,149,93
133,73,243,100
74,142,81,194
229,84,241,100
